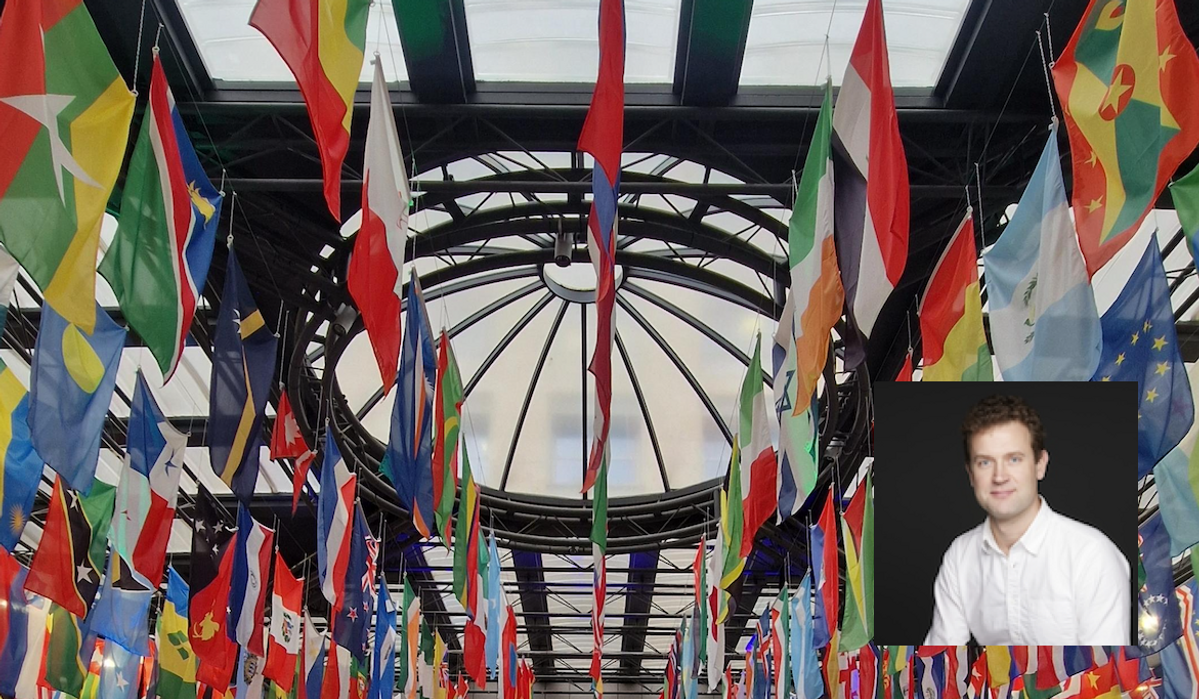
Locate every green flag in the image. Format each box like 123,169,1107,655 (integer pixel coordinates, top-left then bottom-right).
44,602,91,695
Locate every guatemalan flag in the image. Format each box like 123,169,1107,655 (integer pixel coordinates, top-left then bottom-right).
228,504,274,655
318,435,357,611
983,127,1101,381
110,371,188,584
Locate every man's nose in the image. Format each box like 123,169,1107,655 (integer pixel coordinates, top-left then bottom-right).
992,462,1010,482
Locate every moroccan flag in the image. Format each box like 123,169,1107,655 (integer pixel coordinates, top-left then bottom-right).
189,489,237,690
210,246,278,502
349,58,410,389
387,269,437,538
111,371,188,584
1052,0,1199,276
739,336,777,557
919,214,992,382
29,301,127,493
228,505,274,655
265,552,303,690
26,477,116,617
831,0,909,368
89,553,155,656
270,390,315,515
0,355,42,552
249,0,369,220
839,474,874,652
435,330,465,545
158,568,198,699
0,0,135,332
100,53,220,381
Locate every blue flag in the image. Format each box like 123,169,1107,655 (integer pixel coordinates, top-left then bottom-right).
984,127,1101,381
809,523,830,649
1092,236,1193,478
29,301,126,493
98,639,141,699
1137,513,1183,653
386,270,436,537
89,554,153,656
333,506,370,661
209,247,277,502
0,359,42,552
369,576,396,699
914,653,945,699
792,574,823,699
486,533,501,678
1161,579,1198,699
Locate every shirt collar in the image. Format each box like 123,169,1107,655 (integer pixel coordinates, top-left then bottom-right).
981,496,1053,555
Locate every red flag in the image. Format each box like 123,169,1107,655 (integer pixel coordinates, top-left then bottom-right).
265,552,304,689
455,675,468,699
896,352,913,381
271,390,315,515
463,619,487,688
191,532,237,690
816,489,839,641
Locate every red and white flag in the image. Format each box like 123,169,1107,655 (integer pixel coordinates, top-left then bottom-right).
270,389,315,514
322,641,353,699
264,551,303,689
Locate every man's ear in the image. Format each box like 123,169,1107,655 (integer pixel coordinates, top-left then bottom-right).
1035,450,1049,480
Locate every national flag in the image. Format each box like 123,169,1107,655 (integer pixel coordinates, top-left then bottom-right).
89,553,154,655
99,635,142,699
249,0,369,220
693,537,708,671
707,528,724,691
157,568,197,699
235,647,267,699
322,641,353,699
861,644,880,699
100,54,220,380
349,58,410,390
739,335,777,556
1091,236,1192,478
1052,0,1199,276
264,552,303,690
1171,162,1199,267
419,619,436,699
501,605,518,699
0,581,48,699
332,507,371,662
26,477,116,616
318,434,357,610
839,474,874,652
1155,361,1199,555
452,443,481,613
916,653,945,699
1075,663,1119,699
386,269,436,538
590,458,609,689
401,579,421,699
369,575,396,699
209,246,277,502
947,648,968,699
771,593,787,699
718,456,745,626
1160,580,1199,699
1138,513,1182,652
812,488,838,649
45,600,96,696
189,490,237,691
896,353,914,381
1035,647,1096,691
228,505,274,655
434,630,448,699
792,574,822,699
111,371,187,584
919,213,992,382
681,612,696,699
830,0,909,367
0,0,135,332
301,614,325,699
270,389,316,515
485,534,502,681
984,127,1102,380
435,330,465,545
29,301,126,493
0,354,42,552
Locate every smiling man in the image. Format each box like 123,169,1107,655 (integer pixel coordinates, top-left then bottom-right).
923,394,1130,645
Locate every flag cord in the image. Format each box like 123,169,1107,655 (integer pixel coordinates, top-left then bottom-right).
131,0,148,94
975,162,985,251
1034,30,1059,123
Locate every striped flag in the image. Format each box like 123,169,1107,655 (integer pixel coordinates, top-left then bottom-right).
402,579,422,699
301,614,326,699
317,435,357,611
1160,582,1198,699
919,214,992,381
228,505,274,655
435,329,465,545
349,58,410,389
831,0,909,367
100,53,220,381
157,569,197,699
0,354,43,553
812,489,838,649
26,477,117,617
739,335,777,557
263,552,303,690
368,576,396,699
839,474,874,652
707,528,724,691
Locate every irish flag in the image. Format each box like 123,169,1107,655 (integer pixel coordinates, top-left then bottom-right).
0,0,135,332
919,214,992,382
102,54,221,382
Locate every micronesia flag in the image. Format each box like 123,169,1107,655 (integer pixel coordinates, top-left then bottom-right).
984,126,1101,381
317,434,356,611
228,504,274,655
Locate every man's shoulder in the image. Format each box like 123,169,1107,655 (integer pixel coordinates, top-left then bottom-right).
942,521,987,562
1047,508,1123,554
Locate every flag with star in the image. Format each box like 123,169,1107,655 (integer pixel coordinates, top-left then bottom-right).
1160,579,1199,699
189,488,238,691
0,0,135,332
25,477,116,618
98,637,142,699
332,505,371,662
1136,513,1181,653
89,553,155,656
1091,236,1193,478
1052,0,1199,276
1154,362,1199,555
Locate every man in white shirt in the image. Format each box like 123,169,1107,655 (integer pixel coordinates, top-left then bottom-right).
924,394,1131,645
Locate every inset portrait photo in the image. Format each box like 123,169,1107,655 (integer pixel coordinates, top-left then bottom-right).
872,381,1138,646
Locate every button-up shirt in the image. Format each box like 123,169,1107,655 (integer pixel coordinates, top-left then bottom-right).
924,497,1130,645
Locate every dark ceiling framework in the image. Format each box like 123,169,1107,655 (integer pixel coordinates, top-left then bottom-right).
0,0,1188,685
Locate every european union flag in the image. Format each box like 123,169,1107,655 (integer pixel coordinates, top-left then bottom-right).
1092,236,1193,478
1135,513,1182,654
209,247,277,502
29,301,126,493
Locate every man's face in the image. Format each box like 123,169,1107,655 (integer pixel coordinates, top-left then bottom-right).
966,420,1048,523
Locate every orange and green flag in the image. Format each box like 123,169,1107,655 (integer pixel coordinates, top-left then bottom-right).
0,0,135,332
919,213,992,382
1052,0,1199,276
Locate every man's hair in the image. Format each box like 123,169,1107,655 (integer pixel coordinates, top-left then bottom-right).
961,394,1046,463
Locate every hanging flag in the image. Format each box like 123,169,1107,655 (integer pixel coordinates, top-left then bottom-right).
896,353,914,381
419,619,436,699
331,507,371,662
318,434,357,610
830,0,909,368
707,528,724,692
1091,236,1192,478
774,591,789,699
157,569,197,699
485,534,502,681
301,614,326,699
270,389,316,515
453,447,482,615
401,579,422,699
25,477,116,617
919,214,992,382
29,301,126,493
100,53,220,381
1052,0,1199,276
792,574,823,699
0,574,48,699
1137,513,1182,652
111,371,187,584
1155,361,1199,555
368,576,396,699
89,553,154,656
718,455,745,625
98,635,142,699
501,605,518,699
0,354,41,552
590,455,609,692
1035,647,1096,691
228,505,274,655
916,653,946,699
1160,581,1198,699
248,0,369,220
435,330,465,545
264,552,303,690
189,490,237,691
739,335,778,556
984,128,1101,381
0,0,135,332
812,489,837,649
45,600,96,696
694,537,708,673
839,474,874,652
349,58,410,390
386,269,436,538
1171,162,1199,267
235,647,267,699
209,246,277,502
